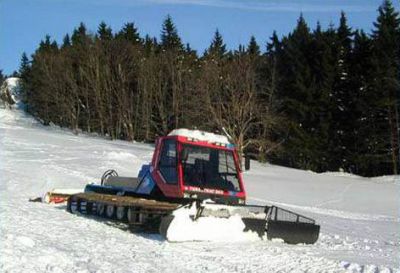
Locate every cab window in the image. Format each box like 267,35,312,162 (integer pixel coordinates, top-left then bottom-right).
159,139,177,184
181,144,241,192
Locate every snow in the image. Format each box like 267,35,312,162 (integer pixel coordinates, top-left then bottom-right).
46,188,83,195
168,128,231,145
1,106,399,273
0,77,22,106
165,204,261,242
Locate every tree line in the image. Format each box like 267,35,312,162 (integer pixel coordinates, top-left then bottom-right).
16,0,399,176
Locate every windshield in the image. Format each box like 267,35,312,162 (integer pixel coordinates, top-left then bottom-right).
181,144,241,192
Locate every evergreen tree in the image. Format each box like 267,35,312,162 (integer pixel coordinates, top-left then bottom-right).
247,35,260,56
274,14,319,170
39,35,52,51
236,44,246,55
62,34,71,48
19,52,30,76
329,11,354,171
34,35,58,56
0,70,5,87
143,34,157,55
160,15,183,51
207,29,226,58
348,30,378,175
309,22,337,171
18,52,32,109
71,23,89,46
337,11,353,50
266,31,281,54
97,21,113,41
116,22,141,43
51,40,58,50
291,14,311,46
371,0,400,174
184,43,194,54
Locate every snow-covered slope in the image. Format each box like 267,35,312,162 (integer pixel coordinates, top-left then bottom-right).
1,107,399,273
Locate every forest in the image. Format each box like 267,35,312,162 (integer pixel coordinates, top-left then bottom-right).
6,0,399,177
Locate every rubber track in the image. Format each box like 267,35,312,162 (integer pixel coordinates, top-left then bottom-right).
67,193,180,232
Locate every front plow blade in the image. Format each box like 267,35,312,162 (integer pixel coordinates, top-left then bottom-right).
159,203,320,244
265,206,320,244
267,221,320,244
242,218,267,237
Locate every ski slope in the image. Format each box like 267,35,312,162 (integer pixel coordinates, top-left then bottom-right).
0,106,399,273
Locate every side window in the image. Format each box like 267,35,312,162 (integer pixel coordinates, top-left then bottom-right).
218,150,237,173
158,140,177,184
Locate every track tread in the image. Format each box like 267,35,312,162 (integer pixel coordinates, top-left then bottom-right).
68,193,179,232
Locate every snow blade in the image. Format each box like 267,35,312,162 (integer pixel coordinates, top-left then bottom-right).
266,221,320,244
242,218,267,237
159,203,319,244
265,206,320,244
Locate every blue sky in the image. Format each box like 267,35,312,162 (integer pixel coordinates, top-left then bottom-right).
1,0,398,75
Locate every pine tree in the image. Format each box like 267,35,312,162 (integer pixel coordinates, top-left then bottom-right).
207,29,226,58
62,34,71,48
184,43,193,54
329,11,354,171
116,22,141,43
337,12,352,50
348,30,378,175
97,21,113,41
18,52,32,109
267,31,281,54
291,14,311,46
71,22,89,46
236,44,245,56
274,14,319,170
19,52,30,76
51,40,58,50
247,35,260,56
160,15,183,51
371,0,400,174
309,22,337,171
40,35,52,51
143,34,157,55
0,70,5,87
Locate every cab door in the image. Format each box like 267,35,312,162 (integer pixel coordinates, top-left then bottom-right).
152,138,183,198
